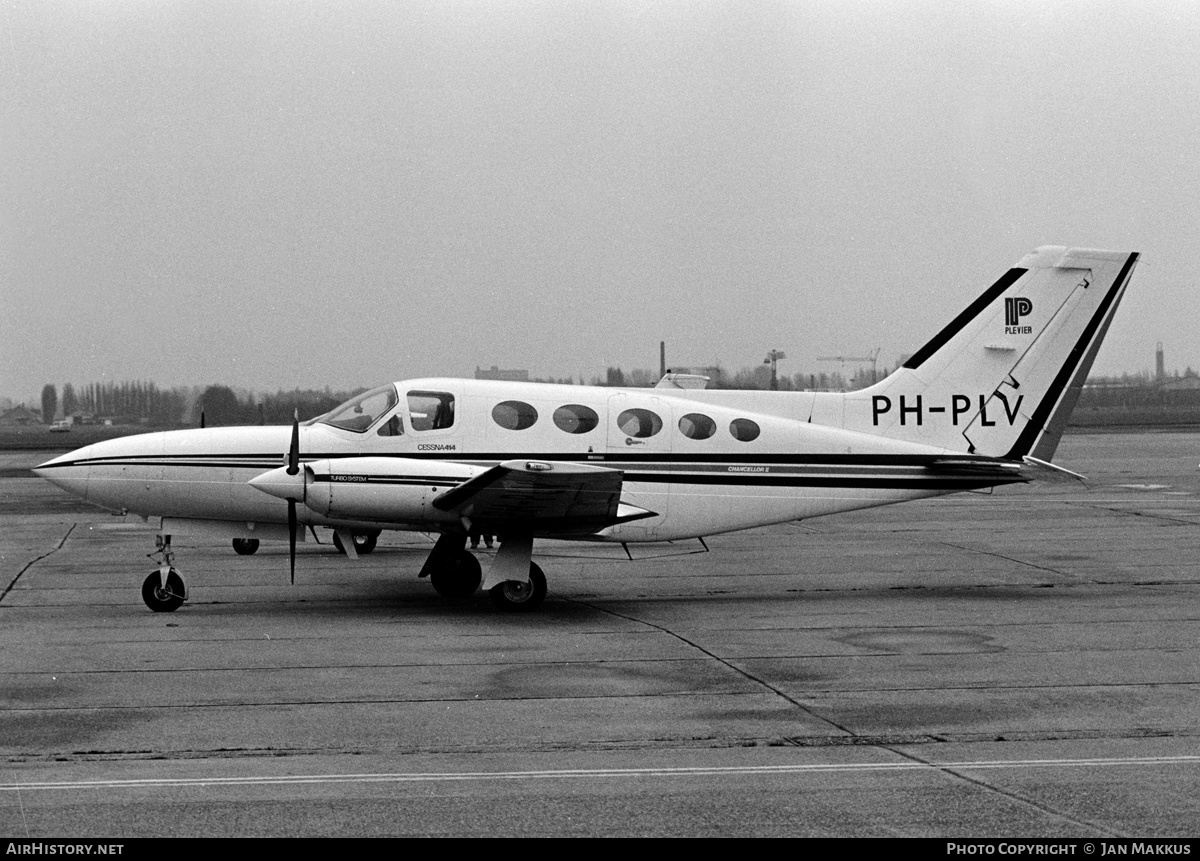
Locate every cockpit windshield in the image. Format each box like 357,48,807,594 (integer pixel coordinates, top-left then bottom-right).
313,384,399,433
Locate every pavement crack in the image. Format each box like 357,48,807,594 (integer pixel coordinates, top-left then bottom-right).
563,596,856,737
1067,501,1200,527
934,540,1074,578
1,523,76,604
883,745,1130,838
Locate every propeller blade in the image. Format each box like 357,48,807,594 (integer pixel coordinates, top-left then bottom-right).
280,409,301,584
288,499,297,585
287,410,300,476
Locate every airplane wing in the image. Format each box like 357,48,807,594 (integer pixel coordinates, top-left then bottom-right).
431,460,656,535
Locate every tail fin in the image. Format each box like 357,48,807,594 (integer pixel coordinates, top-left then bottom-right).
845,246,1139,460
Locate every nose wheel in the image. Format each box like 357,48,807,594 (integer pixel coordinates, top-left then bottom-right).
142,569,185,612
142,534,185,612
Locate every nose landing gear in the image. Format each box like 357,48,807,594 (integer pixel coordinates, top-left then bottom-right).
142,535,185,612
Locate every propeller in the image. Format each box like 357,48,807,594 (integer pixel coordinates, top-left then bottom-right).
286,409,300,584
245,412,309,585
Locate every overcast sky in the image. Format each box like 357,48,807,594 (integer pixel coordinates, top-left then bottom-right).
3,1,1197,403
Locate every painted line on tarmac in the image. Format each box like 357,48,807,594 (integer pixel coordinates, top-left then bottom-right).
4,755,1200,791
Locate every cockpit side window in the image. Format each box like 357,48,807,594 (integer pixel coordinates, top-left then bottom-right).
316,385,399,433
376,413,404,437
408,391,455,431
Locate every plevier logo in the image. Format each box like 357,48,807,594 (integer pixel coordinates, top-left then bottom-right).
1005,297,1033,334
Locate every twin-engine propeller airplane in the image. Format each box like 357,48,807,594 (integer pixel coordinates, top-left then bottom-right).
35,246,1139,613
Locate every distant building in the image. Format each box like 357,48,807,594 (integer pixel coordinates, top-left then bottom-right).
475,366,530,382
0,406,42,426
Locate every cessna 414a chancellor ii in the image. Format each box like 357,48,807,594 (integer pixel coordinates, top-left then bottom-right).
36,246,1138,613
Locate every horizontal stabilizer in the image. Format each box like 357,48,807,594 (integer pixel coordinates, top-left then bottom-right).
928,457,1026,482
1020,455,1086,483
927,454,1084,484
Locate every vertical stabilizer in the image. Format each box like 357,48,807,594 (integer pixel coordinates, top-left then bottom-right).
844,247,1139,460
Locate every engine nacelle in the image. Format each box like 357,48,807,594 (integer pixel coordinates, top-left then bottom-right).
302,457,478,524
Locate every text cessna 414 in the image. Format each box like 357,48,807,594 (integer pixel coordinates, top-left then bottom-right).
36,246,1138,613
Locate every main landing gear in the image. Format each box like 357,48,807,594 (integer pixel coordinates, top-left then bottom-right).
429,549,482,600
333,530,379,555
419,533,547,612
231,537,260,555
142,535,185,612
488,562,546,613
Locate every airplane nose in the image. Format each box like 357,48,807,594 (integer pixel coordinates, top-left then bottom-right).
33,448,79,472
32,446,93,498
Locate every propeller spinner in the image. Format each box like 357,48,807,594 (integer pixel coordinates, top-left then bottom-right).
247,411,308,584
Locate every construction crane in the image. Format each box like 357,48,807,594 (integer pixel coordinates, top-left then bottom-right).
817,348,881,386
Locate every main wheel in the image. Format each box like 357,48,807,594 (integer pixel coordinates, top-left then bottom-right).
333,531,379,555
489,562,547,612
142,569,185,612
429,550,482,599
232,538,260,555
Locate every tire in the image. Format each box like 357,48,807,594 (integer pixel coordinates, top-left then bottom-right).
232,538,260,556
430,550,482,599
333,531,379,555
142,569,185,612
489,562,547,612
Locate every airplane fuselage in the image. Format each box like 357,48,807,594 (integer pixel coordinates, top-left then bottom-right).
38,378,1017,545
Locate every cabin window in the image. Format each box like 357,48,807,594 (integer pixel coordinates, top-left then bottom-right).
408,391,455,431
317,385,398,433
617,408,663,439
553,404,599,435
492,400,538,431
730,418,760,442
678,413,716,440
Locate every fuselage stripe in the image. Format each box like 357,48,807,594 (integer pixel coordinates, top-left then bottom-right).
38,452,1019,470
